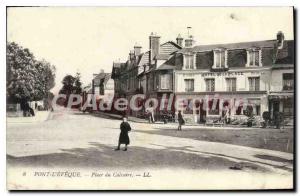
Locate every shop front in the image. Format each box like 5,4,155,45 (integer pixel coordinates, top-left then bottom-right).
269,92,294,119
175,92,268,124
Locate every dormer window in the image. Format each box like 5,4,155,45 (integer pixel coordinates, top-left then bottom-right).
247,48,261,67
213,49,227,69
184,53,195,69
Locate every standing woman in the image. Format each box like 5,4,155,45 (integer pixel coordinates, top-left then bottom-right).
177,111,185,131
115,117,131,151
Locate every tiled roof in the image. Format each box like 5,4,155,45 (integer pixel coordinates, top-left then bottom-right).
156,54,176,70
179,40,277,53
93,73,111,85
155,54,171,60
159,41,182,55
156,64,175,70
275,40,294,64
138,50,150,67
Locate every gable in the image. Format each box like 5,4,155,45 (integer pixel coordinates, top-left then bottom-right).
160,42,181,55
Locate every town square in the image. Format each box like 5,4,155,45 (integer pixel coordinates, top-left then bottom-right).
6,7,294,190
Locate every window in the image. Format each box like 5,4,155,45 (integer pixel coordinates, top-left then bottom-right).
184,54,194,69
184,79,194,92
248,49,260,67
283,98,293,116
160,74,171,90
183,99,193,114
283,73,294,90
226,78,236,91
205,79,215,92
214,49,226,68
248,77,260,91
208,99,219,115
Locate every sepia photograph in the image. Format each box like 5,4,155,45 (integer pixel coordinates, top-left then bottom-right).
6,6,294,190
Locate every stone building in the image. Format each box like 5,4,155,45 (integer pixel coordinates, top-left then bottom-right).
92,70,114,103
112,33,182,118
173,31,294,124
269,32,294,122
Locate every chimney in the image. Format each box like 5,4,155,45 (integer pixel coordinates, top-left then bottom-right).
277,31,285,49
134,43,142,56
149,32,160,61
129,50,135,61
185,35,194,48
184,27,194,48
176,34,183,47
100,69,104,73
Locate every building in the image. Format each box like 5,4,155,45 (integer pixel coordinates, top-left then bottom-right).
269,32,294,122
173,31,294,124
112,33,182,118
111,31,294,124
92,70,114,105
144,33,182,120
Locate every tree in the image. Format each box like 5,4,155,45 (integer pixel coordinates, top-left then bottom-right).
7,42,35,103
74,72,82,95
59,73,82,107
7,42,56,107
59,75,75,96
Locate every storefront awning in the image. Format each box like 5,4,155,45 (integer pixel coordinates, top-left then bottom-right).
269,92,293,100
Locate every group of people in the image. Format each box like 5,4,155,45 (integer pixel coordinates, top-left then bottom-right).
20,101,35,117
146,108,185,130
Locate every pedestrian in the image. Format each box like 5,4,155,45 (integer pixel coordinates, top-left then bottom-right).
177,110,185,131
146,107,154,123
115,117,131,151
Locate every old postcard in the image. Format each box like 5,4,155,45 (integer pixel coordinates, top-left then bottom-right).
6,7,294,190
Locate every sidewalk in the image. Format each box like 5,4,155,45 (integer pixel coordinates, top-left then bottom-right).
94,111,292,131
7,110,52,124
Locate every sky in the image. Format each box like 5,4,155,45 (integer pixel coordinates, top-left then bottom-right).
7,7,294,94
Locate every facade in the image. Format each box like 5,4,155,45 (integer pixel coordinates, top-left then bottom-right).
144,34,182,120
92,70,114,103
173,31,294,123
269,37,294,122
111,31,294,124
112,33,182,118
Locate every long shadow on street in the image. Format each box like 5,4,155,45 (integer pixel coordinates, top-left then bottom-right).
133,127,294,153
7,142,273,173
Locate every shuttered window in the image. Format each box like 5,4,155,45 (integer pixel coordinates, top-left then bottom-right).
226,78,236,91
160,74,171,90
283,73,294,90
248,77,260,91
206,79,215,92
214,50,226,68
184,79,194,92
184,54,194,69
249,49,260,66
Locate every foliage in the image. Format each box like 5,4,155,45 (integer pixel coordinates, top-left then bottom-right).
6,42,56,103
59,72,82,96
59,75,76,96
74,72,82,94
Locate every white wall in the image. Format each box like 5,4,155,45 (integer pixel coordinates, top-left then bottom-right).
175,68,271,93
270,69,294,92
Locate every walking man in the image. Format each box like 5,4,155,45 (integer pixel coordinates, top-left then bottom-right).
177,110,185,131
115,117,131,151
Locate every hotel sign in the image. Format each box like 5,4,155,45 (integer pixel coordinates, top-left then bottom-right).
201,72,244,77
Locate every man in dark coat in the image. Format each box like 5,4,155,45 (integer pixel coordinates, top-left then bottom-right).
115,117,131,151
